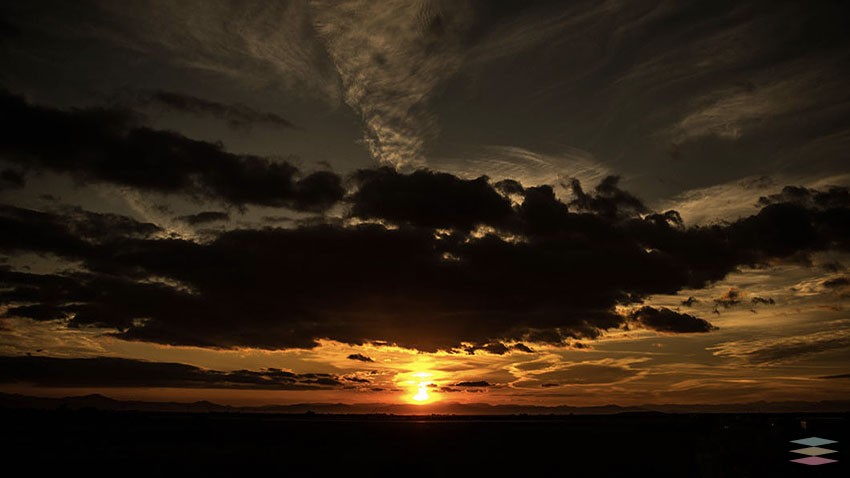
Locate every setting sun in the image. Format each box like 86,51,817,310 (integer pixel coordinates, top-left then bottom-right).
412,383,430,403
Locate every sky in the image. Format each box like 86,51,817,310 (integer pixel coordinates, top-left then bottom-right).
1,0,850,410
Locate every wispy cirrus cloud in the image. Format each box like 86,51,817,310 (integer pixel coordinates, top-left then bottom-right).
76,0,342,101
310,0,477,168
431,145,610,198
665,69,827,144
709,326,850,365
511,357,649,388
656,173,850,225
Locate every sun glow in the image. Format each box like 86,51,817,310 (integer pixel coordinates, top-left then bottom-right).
402,370,441,404
412,383,430,402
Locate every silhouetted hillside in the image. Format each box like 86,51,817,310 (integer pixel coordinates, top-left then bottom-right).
2,391,850,415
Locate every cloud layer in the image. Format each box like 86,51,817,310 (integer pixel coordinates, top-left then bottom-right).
2,156,849,352
0,91,342,211
0,355,346,389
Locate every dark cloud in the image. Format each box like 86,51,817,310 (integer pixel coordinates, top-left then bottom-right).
568,176,648,220
758,185,850,210
141,90,296,130
629,306,716,334
461,342,511,355
681,296,699,307
462,342,533,355
751,296,775,305
452,381,491,388
0,91,343,211
349,167,514,231
0,355,343,390
1,172,849,352
346,354,374,363
820,373,850,379
176,211,230,226
714,288,744,308
0,204,160,260
823,277,849,288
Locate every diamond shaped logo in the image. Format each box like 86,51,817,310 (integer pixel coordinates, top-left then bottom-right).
790,437,837,465
791,446,836,456
790,456,837,465
790,437,837,447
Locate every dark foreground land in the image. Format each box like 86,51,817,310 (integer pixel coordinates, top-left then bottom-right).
2,408,847,476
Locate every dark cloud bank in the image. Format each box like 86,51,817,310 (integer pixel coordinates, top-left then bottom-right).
1,91,850,354
0,355,345,390
0,91,340,211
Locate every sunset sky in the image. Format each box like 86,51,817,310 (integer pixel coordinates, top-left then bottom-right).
1,0,850,410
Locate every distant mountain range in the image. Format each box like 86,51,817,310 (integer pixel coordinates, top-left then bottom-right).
1,392,849,415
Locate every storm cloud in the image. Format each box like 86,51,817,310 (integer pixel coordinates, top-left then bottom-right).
1,164,849,352
628,307,716,334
